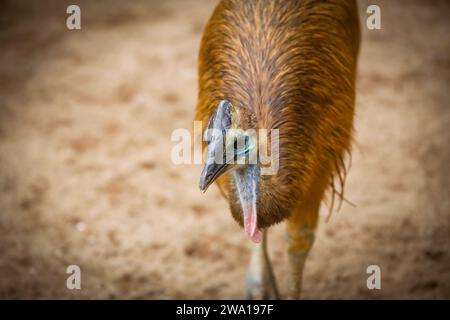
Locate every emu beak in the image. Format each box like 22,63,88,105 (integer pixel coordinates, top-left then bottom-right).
199,163,231,192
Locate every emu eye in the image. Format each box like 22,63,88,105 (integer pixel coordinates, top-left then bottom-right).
234,135,251,156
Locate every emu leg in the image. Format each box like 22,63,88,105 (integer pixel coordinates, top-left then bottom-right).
286,169,328,299
246,230,280,300
286,219,316,299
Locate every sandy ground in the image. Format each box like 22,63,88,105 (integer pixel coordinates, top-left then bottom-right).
0,0,449,299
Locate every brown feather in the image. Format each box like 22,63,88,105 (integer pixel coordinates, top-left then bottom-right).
195,0,360,229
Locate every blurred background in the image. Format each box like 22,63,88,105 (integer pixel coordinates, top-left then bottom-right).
0,0,449,299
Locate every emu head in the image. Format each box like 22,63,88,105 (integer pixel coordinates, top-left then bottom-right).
199,100,262,242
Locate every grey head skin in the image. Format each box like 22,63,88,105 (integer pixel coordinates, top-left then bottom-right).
199,100,233,192
199,100,262,242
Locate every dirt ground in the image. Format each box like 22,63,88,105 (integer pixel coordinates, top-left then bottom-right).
0,0,449,299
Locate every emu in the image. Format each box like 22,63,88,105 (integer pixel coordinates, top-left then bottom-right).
196,0,360,299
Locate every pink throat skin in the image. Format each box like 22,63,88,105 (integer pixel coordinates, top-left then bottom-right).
244,208,261,243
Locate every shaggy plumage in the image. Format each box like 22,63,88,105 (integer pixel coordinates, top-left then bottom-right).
195,0,360,229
